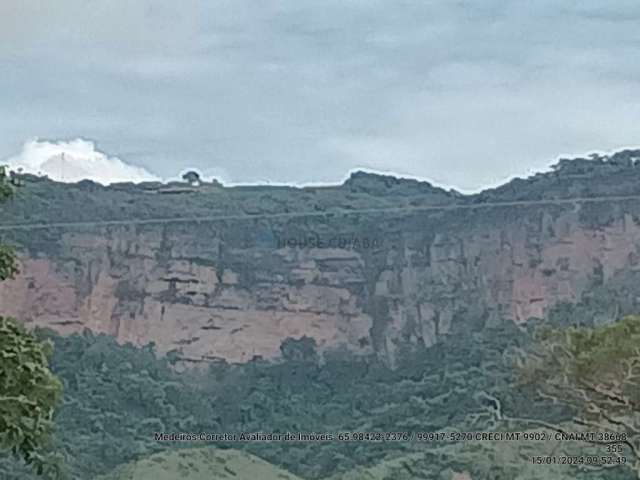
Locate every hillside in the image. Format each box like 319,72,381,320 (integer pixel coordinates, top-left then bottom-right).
91,440,616,480
1,152,640,366
93,447,302,480
327,429,624,480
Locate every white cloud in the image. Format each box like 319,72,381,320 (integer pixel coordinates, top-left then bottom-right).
4,138,160,185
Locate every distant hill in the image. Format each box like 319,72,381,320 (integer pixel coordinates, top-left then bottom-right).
3,152,640,367
94,447,302,480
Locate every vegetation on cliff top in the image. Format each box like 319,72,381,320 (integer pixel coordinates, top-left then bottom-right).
1,152,640,227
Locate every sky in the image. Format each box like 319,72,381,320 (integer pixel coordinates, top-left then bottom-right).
2,0,640,191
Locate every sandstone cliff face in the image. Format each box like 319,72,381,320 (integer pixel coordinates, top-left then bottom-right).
2,158,640,365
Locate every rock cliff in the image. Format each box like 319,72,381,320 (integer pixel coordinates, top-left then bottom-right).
2,151,640,365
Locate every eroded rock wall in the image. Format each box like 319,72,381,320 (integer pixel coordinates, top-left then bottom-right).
2,196,640,365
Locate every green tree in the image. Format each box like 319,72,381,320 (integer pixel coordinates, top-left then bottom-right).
515,316,640,477
0,166,63,477
0,167,19,281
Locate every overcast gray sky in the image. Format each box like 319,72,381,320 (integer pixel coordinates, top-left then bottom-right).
2,0,640,191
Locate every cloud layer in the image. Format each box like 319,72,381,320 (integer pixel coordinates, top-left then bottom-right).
2,1,640,191
5,139,159,185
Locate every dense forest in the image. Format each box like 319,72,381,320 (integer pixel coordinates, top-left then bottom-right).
1,313,636,479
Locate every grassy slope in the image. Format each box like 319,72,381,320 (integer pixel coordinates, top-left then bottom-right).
94,447,303,480
94,428,633,480
327,427,630,480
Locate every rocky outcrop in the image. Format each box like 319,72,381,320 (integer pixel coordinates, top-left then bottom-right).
2,155,640,365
